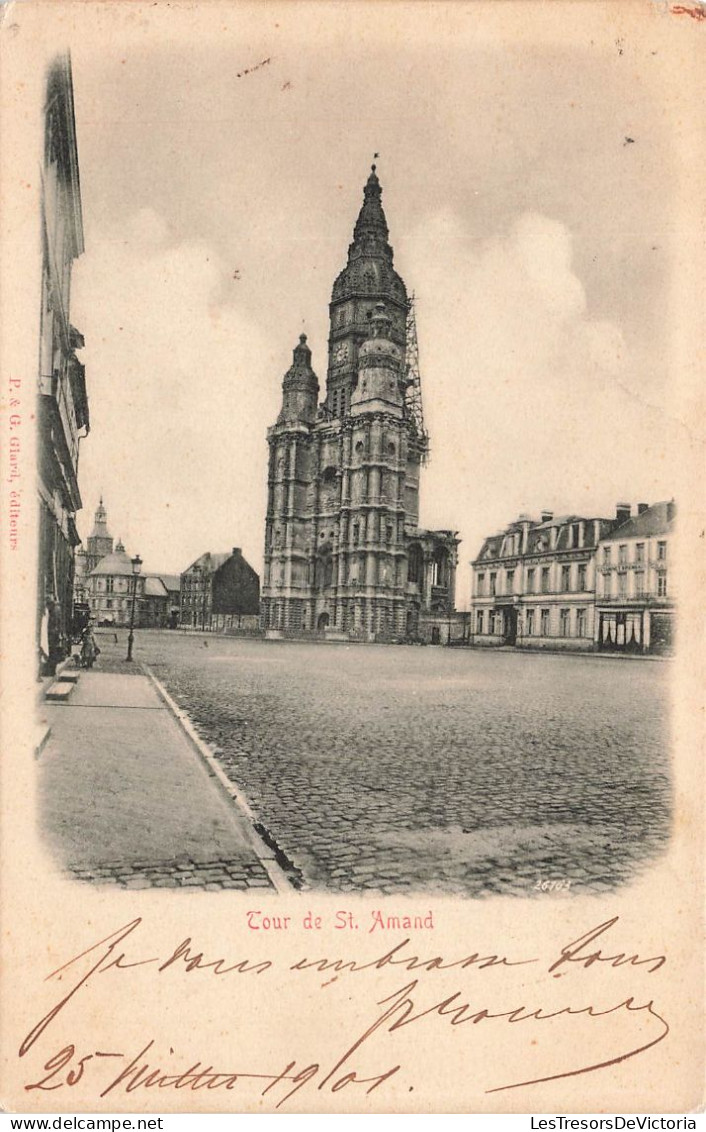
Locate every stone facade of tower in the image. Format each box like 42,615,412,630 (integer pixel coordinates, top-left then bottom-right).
261,168,459,642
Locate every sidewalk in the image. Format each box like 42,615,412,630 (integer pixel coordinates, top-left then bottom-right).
37,666,279,891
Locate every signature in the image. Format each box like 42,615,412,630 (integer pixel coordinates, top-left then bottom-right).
18,916,669,1103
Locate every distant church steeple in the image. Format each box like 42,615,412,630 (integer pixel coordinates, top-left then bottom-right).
86,496,114,571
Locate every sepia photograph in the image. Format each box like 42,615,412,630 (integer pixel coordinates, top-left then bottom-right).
1,0,703,1115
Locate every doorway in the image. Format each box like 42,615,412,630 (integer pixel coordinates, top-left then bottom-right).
502,608,518,645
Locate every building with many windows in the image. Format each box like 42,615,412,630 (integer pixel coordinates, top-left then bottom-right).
595,501,675,653
261,166,459,642
471,501,676,654
37,55,89,673
180,549,260,630
86,540,144,627
81,504,181,629
471,510,620,650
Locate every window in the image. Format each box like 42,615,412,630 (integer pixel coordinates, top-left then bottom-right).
106,600,113,610
603,546,612,564
477,572,485,596
657,572,667,598
106,577,114,593
386,525,393,542
527,568,535,594
488,611,496,634
635,543,645,563
476,610,484,634
657,541,667,562
506,569,515,593
561,564,571,592
619,544,628,565
526,608,535,636
618,572,627,596
560,608,570,636
489,573,497,597
541,567,550,594
353,523,360,544
576,609,586,637
577,563,587,591
635,571,645,597
571,523,580,549
540,608,550,636
408,544,422,583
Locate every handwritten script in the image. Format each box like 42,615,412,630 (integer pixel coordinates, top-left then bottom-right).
16,915,669,1108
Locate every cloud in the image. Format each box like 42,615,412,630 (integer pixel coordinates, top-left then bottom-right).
73,210,277,573
405,208,682,602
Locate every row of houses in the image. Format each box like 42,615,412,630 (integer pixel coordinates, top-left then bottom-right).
74,501,260,630
469,500,675,654
74,497,675,654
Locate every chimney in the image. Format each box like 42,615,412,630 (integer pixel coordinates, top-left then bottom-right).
616,503,631,525
637,503,649,515
541,510,553,523
519,517,531,554
232,547,241,556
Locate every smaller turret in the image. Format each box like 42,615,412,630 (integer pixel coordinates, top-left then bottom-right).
350,302,405,417
278,334,319,424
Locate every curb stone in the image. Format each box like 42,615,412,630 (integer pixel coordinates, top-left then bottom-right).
143,665,294,895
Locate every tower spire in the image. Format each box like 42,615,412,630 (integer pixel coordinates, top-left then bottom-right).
351,163,389,250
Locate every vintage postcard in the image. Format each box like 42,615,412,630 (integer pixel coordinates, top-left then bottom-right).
0,0,704,1116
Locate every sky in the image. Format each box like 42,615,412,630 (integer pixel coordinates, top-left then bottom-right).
63,2,699,606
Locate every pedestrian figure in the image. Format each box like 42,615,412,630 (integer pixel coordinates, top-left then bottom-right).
44,597,64,676
81,624,100,669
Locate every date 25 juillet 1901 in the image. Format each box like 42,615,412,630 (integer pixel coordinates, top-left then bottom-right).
534,879,572,892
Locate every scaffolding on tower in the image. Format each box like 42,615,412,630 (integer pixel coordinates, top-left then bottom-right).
404,294,430,464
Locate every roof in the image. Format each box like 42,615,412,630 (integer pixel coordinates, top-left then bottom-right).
153,574,181,593
183,552,231,575
473,514,610,564
144,576,168,598
90,548,134,576
602,501,675,541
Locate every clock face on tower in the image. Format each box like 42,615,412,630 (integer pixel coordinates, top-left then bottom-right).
334,341,349,364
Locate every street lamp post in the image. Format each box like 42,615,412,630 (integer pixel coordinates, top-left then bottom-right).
126,554,142,662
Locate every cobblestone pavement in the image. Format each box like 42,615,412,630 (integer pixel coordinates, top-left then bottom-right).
133,631,671,897
88,630,147,675
68,855,273,890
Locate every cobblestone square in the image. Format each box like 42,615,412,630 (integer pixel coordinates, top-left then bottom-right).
132,631,671,897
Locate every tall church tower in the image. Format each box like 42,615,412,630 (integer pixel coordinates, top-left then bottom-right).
261,167,459,642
